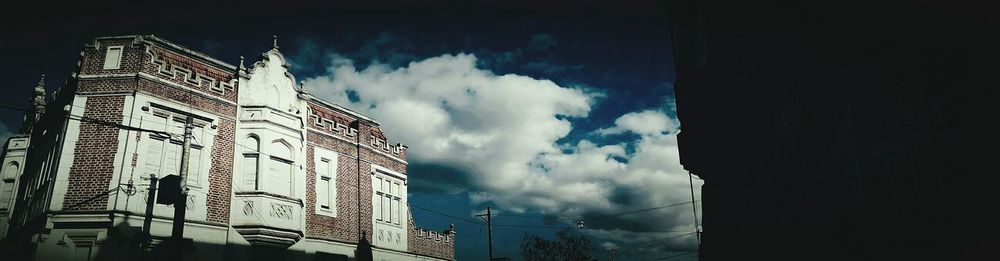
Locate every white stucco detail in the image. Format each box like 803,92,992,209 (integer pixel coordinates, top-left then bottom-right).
240,50,302,114
371,164,408,252
49,96,88,211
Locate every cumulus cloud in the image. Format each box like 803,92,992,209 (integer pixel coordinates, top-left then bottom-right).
597,109,680,136
302,49,701,253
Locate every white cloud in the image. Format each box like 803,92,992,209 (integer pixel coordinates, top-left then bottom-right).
303,51,702,254
596,109,680,136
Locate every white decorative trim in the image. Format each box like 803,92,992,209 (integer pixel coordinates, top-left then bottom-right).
369,135,407,155
306,129,408,165
149,50,236,95
312,147,338,218
138,72,238,107
77,73,137,79
304,94,378,124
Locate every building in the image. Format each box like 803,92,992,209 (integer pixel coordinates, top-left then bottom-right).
0,35,455,261
668,1,999,260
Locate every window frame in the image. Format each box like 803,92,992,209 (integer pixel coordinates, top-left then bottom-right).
140,105,213,189
371,166,405,226
103,46,124,70
241,135,261,191
313,147,338,217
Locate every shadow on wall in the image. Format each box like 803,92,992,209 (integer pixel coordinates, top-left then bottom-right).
84,221,354,261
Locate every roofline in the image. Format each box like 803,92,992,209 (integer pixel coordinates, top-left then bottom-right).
97,35,374,125
96,35,238,71
302,92,379,125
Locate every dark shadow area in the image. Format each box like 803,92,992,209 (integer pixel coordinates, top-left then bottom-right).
84,222,351,261
669,0,1000,260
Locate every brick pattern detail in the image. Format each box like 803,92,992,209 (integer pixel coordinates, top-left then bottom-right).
56,36,451,257
136,79,236,116
303,121,408,239
63,95,125,210
206,119,235,223
141,46,238,103
304,131,372,243
77,78,235,117
307,103,408,162
408,220,456,260
80,38,144,75
77,78,134,93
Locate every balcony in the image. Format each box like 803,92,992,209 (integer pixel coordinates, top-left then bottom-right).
232,191,304,248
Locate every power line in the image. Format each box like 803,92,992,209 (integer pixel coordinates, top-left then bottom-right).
639,251,696,261
494,200,698,220
5,101,702,255
609,232,697,252
0,101,275,229
409,203,483,225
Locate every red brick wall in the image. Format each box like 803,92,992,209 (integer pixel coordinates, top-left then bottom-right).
305,131,372,243
408,218,456,260
304,101,456,257
307,103,408,165
206,119,235,223
79,38,144,76
62,95,125,210
136,79,236,116
141,45,237,103
303,120,409,243
64,36,238,224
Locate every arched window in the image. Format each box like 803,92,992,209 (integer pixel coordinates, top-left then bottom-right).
242,135,260,191
268,141,293,196
1,162,19,209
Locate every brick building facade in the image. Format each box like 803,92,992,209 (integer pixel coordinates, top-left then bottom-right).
0,35,455,261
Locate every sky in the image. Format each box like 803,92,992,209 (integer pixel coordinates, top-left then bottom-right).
0,1,701,260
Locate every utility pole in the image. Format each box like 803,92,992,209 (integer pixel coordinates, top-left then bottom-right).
170,117,194,257
141,174,158,250
476,207,493,260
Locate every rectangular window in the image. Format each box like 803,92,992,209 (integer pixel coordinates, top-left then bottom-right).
242,154,258,190
103,46,123,69
371,170,405,225
163,141,182,176
384,195,391,223
319,177,331,209
269,158,293,196
144,136,164,177
392,195,400,224
318,158,331,210
394,183,401,224
313,149,339,217
0,181,13,209
187,147,202,186
372,177,383,221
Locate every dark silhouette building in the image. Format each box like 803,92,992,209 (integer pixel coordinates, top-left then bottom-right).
668,1,999,260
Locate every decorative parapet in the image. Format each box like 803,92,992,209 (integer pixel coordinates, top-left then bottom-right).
148,49,237,95
369,135,407,156
308,109,358,138
408,223,456,260
414,227,454,243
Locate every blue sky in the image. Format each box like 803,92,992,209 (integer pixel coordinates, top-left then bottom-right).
0,2,701,260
